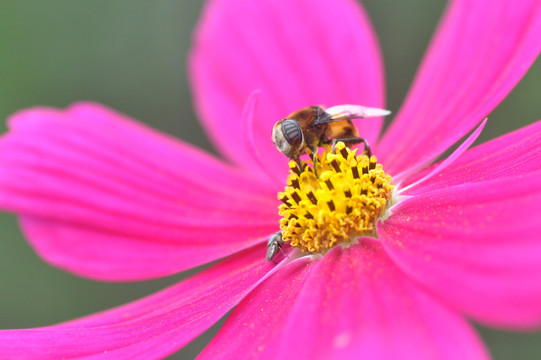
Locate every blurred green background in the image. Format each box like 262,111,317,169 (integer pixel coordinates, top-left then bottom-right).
0,1,540,359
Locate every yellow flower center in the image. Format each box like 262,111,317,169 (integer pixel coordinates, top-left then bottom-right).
278,142,394,254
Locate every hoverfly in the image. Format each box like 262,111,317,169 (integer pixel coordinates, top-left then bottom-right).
271,105,391,171
267,105,391,263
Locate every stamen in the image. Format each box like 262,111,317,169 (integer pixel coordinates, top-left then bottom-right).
307,191,318,205
279,196,291,207
330,160,341,173
277,142,394,254
290,191,302,204
325,179,334,190
327,200,336,212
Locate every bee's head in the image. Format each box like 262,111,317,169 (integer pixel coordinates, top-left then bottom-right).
272,119,304,158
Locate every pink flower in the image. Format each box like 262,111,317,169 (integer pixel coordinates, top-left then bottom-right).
1,0,541,358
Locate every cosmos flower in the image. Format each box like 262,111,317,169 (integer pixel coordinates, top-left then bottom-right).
1,0,541,358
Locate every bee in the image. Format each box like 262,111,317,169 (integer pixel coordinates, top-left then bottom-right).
271,105,391,171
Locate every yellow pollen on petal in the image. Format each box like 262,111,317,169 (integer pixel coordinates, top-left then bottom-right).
278,142,394,254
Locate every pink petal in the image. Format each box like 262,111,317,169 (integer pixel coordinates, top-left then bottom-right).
403,119,541,195
380,171,541,328
377,0,541,175
189,0,385,173
396,118,486,191
240,90,284,189
0,245,272,359
199,243,489,360
0,103,279,280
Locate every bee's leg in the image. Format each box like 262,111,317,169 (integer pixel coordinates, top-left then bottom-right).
308,146,319,177
328,137,372,157
272,245,288,264
278,243,288,257
293,156,305,172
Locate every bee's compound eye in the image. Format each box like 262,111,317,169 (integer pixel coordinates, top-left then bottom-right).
281,119,303,148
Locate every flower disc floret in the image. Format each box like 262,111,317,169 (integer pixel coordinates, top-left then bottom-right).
278,142,394,254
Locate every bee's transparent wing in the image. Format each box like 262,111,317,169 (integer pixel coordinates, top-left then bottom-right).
326,104,391,121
